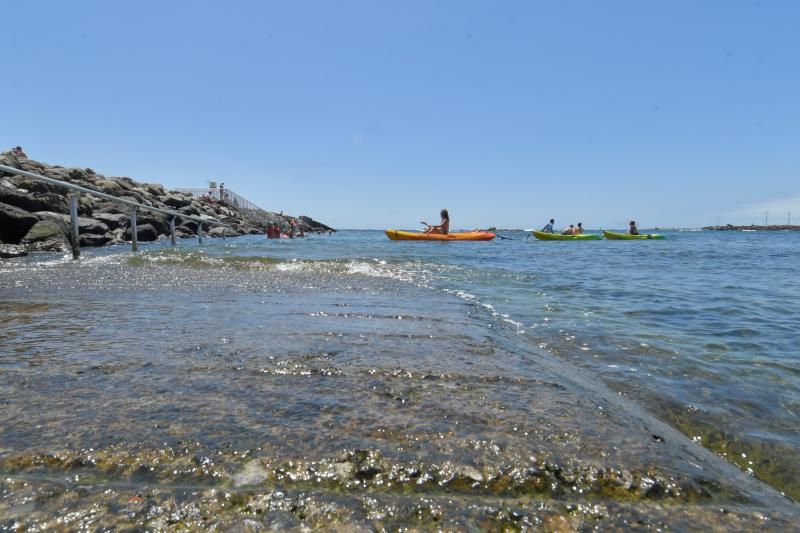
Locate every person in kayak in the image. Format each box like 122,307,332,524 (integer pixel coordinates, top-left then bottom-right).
573,222,583,235
541,218,555,233
629,220,639,235
422,209,450,235
561,224,575,235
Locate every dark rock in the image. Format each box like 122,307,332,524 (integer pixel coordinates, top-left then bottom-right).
145,183,165,196
93,212,130,229
0,244,28,258
77,196,95,216
163,194,191,209
21,220,71,252
93,202,127,215
6,175,58,195
66,168,87,181
300,215,335,232
0,201,39,244
125,223,158,242
34,212,109,234
79,233,112,247
118,195,143,205
95,179,125,196
137,214,169,235
208,226,232,237
0,185,67,213
180,205,201,217
178,220,199,232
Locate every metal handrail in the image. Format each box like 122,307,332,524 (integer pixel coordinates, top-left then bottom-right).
174,187,262,211
0,163,233,258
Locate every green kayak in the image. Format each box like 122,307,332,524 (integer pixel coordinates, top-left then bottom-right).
603,231,665,240
532,230,602,241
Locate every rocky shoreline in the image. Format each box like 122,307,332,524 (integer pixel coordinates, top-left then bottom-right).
0,154,333,258
703,224,800,231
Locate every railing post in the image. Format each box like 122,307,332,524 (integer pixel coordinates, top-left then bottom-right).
69,194,80,259
130,207,138,252
197,222,203,244
170,217,176,246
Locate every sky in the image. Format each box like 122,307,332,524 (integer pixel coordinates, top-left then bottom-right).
3,0,799,230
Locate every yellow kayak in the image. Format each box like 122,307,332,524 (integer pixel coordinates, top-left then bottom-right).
532,230,601,241
603,231,665,240
385,229,496,241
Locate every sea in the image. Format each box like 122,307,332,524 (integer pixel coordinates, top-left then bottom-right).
1,229,798,529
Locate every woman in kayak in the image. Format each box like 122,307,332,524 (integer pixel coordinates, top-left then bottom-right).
422,209,450,235
561,224,575,235
629,220,639,235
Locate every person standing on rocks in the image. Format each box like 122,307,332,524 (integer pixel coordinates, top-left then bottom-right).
219,182,225,203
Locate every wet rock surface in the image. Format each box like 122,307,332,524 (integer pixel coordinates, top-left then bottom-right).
0,258,796,529
0,154,334,254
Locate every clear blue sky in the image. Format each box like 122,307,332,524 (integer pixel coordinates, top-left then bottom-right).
4,1,799,229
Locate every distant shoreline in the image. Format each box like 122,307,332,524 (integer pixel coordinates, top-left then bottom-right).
703,224,800,231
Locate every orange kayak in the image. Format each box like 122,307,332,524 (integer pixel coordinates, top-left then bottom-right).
385,229,496,241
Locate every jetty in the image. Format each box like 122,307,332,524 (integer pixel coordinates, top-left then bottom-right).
704,224,800,231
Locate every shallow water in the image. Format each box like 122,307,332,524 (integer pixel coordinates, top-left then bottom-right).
0,230,798,528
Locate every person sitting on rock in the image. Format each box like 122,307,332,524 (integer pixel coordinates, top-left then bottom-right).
11,146,27,159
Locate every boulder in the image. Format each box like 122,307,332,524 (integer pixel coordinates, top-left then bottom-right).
95,179,125,196
180,205,201,217
144,183,165,196
79,233,112,247
93,212,130,229
0,185,67,213
163,194,191,209
137,214,169,235
6,176,57,195
0,244,28,258
208,226,231,237
125,223,158,242
109,228,127,243
34,212,109,234
93,202,127,215
131,187,153,199
118,195,143,205
77,195,95,216
21,220,71,252
178,220,199,232
66,168,87,181
0,201,39,244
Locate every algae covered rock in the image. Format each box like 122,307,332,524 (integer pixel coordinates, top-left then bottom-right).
21,220,71,252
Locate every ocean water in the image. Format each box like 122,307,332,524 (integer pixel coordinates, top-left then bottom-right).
1,229,798,528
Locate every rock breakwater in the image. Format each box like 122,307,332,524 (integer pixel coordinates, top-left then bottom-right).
704,224,800,231
0,153,333,257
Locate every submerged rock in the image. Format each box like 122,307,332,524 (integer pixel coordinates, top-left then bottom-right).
0,243,28,258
